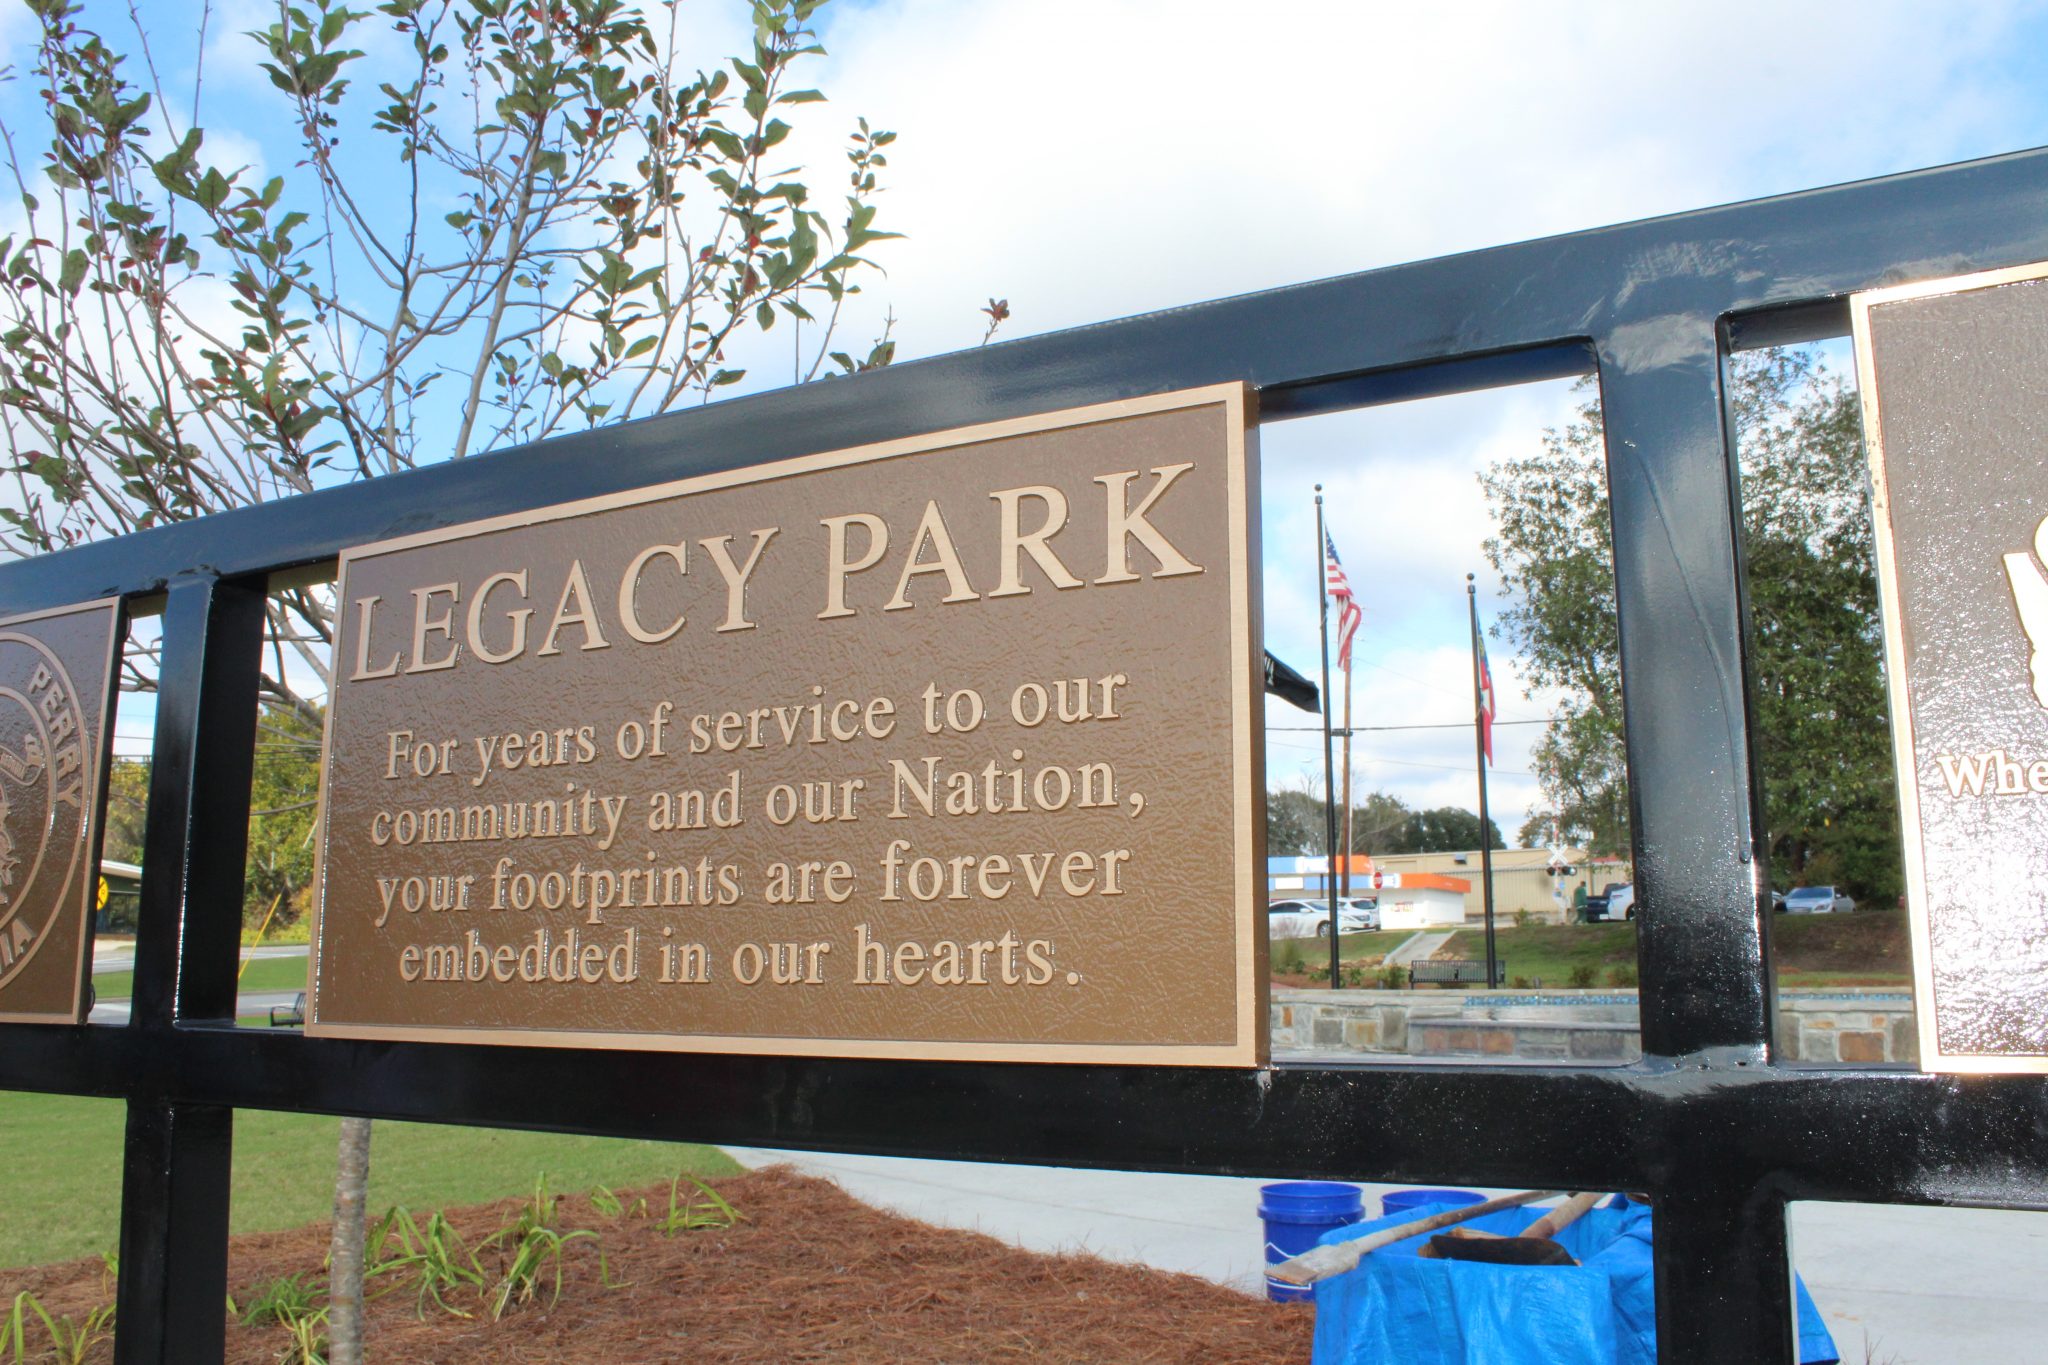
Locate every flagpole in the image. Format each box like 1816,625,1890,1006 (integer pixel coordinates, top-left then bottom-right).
1340,659,1353,897
1316,488,1342,990
1467,573,1498,989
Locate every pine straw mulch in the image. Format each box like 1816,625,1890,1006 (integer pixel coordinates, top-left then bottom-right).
0,1165,1315,1364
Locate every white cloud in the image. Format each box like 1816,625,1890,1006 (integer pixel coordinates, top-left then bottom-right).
788,0,2044,359
756,0,2048,844
26,0,2048,842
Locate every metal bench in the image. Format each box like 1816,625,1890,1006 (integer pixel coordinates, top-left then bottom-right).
270,992,306,1027
1408,959,1505,989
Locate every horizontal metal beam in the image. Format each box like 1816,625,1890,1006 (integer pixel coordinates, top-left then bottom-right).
4,147,2048,614
2,1023,2042,1210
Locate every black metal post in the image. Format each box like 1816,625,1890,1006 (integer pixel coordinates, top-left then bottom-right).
1315,488,1342,988
1466,574,1498,988
114,575,265,1364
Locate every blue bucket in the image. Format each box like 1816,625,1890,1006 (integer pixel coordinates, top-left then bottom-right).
1260,1181,1364,1301
1379,1187,1484,1218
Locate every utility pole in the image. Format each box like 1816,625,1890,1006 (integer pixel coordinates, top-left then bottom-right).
1467,573,1498,989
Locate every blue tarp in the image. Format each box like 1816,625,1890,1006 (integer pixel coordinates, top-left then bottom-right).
1309,1198,1839,1365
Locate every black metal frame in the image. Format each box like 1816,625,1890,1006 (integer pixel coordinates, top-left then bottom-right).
7,147,2048,1364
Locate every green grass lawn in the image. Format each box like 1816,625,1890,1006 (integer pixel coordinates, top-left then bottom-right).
1437,922,1640,987
1418,910,1912,989
91,954,309,1002
0,1091,737,1268
1269,929,1411,977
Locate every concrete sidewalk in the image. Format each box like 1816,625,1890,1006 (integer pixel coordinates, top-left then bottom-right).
725,1148,2043,1363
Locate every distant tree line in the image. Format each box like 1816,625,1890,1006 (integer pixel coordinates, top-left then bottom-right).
1267,788,1504,859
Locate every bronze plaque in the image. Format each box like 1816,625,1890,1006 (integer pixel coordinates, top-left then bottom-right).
0,599,120,1025
1857,262,2048,1072
310,386,1264,1064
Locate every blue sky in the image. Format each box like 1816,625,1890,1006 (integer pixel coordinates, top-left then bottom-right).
13,0,2048,841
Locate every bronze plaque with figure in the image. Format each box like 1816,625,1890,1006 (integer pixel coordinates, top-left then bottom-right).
0,599,120,1025
1857,262,2048,1072
308,386,1264,1064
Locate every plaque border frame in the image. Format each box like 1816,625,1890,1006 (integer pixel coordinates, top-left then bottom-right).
1853,259,2048,1075
0,596,122,1026
306,383,1265,1066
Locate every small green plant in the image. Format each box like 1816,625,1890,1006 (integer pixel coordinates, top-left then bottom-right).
366,1207,484,1319
590,1184,647,1220
240,1273,325,1327
1377,963,1407,990
2,1295,115,1365
1607,964,1639,987
3,1292,33,1363
1513,909,1533,930
1511,975,1531,989
240,1277,330,1365
278,1307,330,1365
656,1173,743,1236
476,1176,602,1321
1567,964,1598,989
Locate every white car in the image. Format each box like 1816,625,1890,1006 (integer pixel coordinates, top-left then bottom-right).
1589,883,1634,921
1341,897,1382,932
1784,885,1854,914
1267,898,1376,939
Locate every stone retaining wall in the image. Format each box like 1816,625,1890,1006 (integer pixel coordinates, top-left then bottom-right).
1273,988,1917,1064
1775,992,1918,1064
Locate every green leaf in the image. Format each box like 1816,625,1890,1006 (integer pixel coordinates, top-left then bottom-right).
196,169,230,213
58,249,89,296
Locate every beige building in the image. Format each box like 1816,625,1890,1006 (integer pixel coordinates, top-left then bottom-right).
1359,848,1630,924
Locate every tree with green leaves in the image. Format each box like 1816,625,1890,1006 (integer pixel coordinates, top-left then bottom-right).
2,0,917,727
1733,352,1901,898
1479,381,1628,859
0,5,977,1357
1393,805,1505,854
1264,787,1500,859
1265,786,1324,857
1481,354,1901,899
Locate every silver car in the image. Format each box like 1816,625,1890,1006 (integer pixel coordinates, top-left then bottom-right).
1267,898,1375,939
1784,885,1855,914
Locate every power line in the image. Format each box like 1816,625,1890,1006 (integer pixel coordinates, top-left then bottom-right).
1268,719,1549,733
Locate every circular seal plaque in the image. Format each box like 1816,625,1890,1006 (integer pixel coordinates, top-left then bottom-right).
0,629,88,989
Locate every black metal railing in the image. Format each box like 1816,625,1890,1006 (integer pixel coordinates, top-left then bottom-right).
7,147,2048,1364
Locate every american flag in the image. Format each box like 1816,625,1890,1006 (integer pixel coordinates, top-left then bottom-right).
1324,532,1362,671
1477,637,1497,766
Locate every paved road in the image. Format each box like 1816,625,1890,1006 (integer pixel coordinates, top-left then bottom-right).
89,942,307,976
725,1148,2043,1364
87,989,301,1026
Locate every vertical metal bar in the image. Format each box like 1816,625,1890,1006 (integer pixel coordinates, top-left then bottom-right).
1597,333,1772,1060
1598,327,1793,1360
130,575,265,1026
114,1101,234,1365
114,574,264,1362
1651,1181,1796,1364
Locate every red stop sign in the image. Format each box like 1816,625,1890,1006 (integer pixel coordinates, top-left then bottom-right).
1372,871,1384,890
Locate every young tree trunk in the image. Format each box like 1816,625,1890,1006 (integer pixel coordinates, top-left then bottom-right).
327,1118,373,1364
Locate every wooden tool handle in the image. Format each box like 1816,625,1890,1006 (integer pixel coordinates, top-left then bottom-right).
1267,1190,1561,1287
1522,1190,1602,1241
